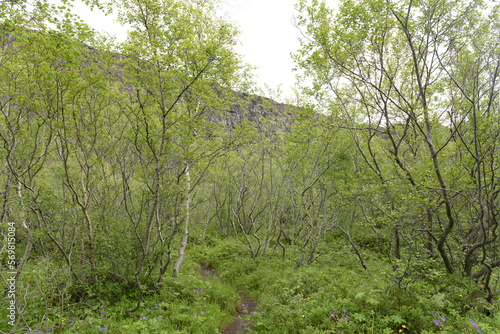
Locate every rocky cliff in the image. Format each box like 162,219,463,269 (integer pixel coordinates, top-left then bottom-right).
1,26,297,132
208,92,296,132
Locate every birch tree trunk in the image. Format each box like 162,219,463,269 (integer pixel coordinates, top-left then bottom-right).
172,162,190,279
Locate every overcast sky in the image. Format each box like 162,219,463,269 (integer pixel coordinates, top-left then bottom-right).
71,0,338,101
221,0,302,100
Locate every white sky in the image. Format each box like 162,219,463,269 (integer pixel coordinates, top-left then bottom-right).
70,0,339,102
221,0,302,100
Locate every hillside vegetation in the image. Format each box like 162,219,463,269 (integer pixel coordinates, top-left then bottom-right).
1,0,499,333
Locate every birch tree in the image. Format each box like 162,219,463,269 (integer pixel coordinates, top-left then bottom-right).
113,0,244,311
295,0,500,299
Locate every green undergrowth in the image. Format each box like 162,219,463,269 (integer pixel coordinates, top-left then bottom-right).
0,247,239,334
196,237,500,334
2,236,500,333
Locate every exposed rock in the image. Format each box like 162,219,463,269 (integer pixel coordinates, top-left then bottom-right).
208,92,296,132
1,26,297,132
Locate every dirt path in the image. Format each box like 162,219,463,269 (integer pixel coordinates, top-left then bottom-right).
200,263,216,279
199,264,258,333
223,294,258,334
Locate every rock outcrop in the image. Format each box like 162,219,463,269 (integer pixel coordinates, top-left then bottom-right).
208,92,296,132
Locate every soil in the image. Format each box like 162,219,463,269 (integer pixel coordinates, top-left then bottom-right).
223,294,258,334
200,263,216,279
199,264,258,333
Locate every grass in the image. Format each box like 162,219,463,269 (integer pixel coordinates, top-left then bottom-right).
1,234,500,333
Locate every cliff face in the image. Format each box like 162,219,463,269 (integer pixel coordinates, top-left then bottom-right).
208,92,296,132
1,27,296,132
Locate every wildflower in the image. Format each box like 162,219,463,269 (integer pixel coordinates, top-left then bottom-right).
470,318,481,333
441,317,446,321
402,325,406,328
433,320,439,326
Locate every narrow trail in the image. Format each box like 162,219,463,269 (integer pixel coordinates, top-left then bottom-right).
199,264,258,334
223,294,258,334
200,263,216,279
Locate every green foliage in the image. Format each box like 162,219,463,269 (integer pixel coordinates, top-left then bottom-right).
1,0,500,333
2,237,500,333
